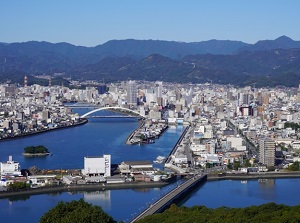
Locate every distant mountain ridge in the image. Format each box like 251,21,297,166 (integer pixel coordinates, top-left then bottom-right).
1,36,300,87
239,36,300,52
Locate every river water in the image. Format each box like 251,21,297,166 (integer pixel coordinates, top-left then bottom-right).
0,109,300,222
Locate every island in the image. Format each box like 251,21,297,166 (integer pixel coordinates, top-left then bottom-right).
22,145,51,157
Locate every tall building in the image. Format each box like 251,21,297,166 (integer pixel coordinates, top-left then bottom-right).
259,138,275,166
155,81,163,98
126,80,137,106
24,75,28,88
97,83,107,94
42,110,50,121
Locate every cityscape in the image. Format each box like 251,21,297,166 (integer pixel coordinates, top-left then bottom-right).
1,0,300,222
0,77,300,221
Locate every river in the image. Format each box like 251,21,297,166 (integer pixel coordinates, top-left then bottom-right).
0,109,299,222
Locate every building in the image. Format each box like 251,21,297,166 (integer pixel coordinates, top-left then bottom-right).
0,156,22,179
126,80,137,106
118,160,154,176
259,138,275,166
82,155,111,177
97,83,107,94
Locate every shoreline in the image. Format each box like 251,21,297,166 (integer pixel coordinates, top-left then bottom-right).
2,172,300,199
207,171,300,181
22,153,51,157
0,181,168,199
0,119,88,142
125,120,146,144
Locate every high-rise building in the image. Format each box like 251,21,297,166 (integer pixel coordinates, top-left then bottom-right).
24,75,28,88
42,110,50,121
155,81,163,98
126,80,137,106
259,138,275,166
97,83,107,94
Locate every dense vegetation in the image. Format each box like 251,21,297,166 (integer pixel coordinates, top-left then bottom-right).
1,36,300,87
137,203,300,223
287,161,300,171
39,199,116,223
39,199,300,223
7,182,30,191
24,145,49,154
284,122,300,131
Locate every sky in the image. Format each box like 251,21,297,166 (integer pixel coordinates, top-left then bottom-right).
1,0,300,46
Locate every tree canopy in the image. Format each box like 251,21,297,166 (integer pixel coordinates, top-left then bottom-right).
24,145,49,154
40,199,116,223
7,182,30,191
136,203,300,223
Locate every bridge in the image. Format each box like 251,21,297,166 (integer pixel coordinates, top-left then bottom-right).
80,106,145,119
64,103,99,109
130,174,207,222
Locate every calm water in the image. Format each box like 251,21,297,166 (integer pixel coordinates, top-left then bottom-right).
0,109,300,222
0,109,182,170
182,178,300,208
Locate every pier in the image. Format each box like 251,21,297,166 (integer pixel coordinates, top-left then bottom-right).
164,125,191,174
130,174,207,222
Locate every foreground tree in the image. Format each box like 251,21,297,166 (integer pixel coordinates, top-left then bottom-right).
40,199,116,223
136,203,300,223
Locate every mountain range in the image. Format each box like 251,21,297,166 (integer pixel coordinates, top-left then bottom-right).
0,35,300,87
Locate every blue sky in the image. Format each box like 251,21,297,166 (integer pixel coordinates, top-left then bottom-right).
1,0,300,46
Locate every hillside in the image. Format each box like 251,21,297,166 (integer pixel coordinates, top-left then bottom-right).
1,36,300,87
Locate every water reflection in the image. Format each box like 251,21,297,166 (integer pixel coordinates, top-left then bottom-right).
83,190,111,210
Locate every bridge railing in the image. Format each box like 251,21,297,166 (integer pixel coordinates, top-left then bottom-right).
130,174,206,223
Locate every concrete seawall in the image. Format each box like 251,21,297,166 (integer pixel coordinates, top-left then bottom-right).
208,172,300,181
0,181,168,199
125,120,145,144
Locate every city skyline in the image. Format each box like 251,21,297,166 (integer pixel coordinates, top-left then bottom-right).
1,0,300,46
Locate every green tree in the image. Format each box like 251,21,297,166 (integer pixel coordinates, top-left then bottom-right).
233,161,241,170
24,145,49,154
7,182,30,191
40,199,116,223
244,159,252,168
287,161,300,171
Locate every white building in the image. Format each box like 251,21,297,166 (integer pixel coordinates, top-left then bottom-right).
227,137,243,150
0,156,22,178
82,155,111,177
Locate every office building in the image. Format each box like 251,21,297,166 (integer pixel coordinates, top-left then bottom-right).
126,80,137,106
259,138,275,166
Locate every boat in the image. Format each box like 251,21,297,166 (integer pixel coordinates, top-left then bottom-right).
154,156,166,163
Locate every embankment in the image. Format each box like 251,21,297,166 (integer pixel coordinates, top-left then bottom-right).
0,181,168,199
0,119,88,142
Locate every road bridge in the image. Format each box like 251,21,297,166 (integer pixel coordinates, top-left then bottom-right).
80,106,145,119
130,174,207,222
82,115,141,119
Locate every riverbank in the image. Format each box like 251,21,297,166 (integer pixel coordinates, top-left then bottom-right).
126,120,145,144
0,181,168,199
0,118,88,142
22,153,51,157
207,171,300,181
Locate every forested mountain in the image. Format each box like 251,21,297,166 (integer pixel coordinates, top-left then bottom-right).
1,36,300,87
